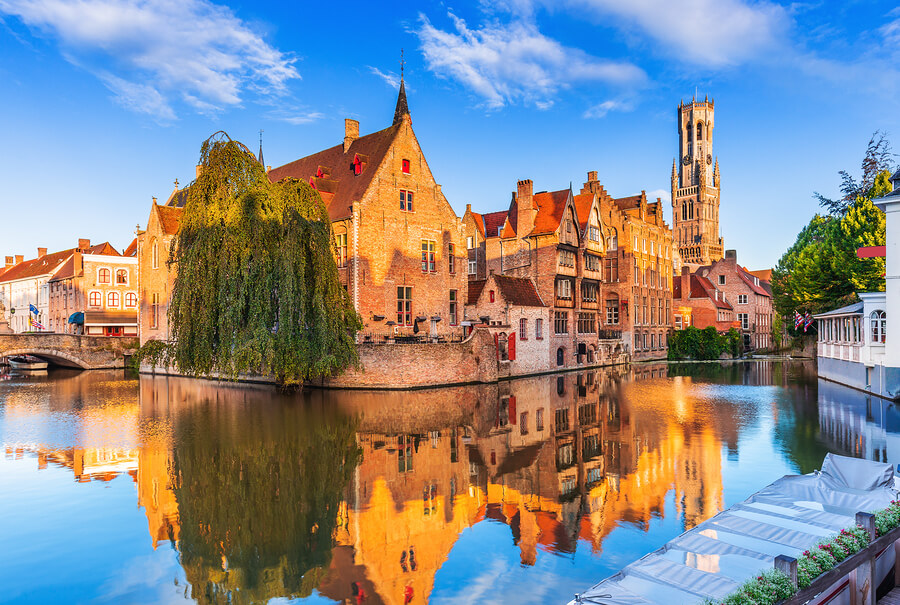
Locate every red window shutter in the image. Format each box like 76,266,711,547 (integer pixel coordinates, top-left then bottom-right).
509,396,517,424
494,333,499,360
508,332,516,361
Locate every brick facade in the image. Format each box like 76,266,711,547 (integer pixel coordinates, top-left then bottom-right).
137,203,182,345
672,266,736,332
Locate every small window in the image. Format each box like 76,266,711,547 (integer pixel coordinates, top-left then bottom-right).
737,294,747,304
400,190,414,212
397,286,412,326
448,243,455,274
535,318,543,339
116,269,128,284
466,236,474,249
107,291,120,308
519,317,527,340
421,240,436,272
98,268,111,284
125,292,138,308
89,291,101,307
468,259,476,275
718,275,726,286
449,290,458,325
489,290,495,303
402,159,410,174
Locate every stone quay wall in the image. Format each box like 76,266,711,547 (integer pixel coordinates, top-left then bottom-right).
0,333,138,369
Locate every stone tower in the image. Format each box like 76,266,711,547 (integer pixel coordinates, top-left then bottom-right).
671,96,723,266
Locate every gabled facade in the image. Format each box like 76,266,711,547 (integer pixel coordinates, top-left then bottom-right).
581,172,674,361
672,267,735,332
267,78,467,338
137,202,183,345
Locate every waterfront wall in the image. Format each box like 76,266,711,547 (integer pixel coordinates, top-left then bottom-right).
0,332,138,368
818,356,900,400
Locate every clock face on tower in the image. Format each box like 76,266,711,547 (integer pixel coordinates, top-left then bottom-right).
682,155,690,165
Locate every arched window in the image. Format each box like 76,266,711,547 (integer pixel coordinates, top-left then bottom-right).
98,268,110,284
107,291,120,308
89,291,101,307
151,238,159,269
687,123,693,141
871,310,886,344
696,122,703,140
124,292,138,308
116,269,128,284
556,347,565,367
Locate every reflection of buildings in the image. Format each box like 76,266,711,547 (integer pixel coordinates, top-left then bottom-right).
817,378,900,462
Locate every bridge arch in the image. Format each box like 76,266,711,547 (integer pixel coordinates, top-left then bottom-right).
1,348,90,369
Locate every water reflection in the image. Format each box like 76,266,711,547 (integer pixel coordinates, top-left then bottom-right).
0,360,883,604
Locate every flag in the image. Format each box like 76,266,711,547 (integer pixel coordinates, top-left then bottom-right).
32,319,45,330
794,311,804,329
28,315,33,327
29,303,38,315
804,312,813,332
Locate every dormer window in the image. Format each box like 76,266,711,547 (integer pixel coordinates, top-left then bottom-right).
352,153,368,176
309,177,317,190
402,159,410,174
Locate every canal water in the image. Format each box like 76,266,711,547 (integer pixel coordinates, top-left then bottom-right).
0,360,893,604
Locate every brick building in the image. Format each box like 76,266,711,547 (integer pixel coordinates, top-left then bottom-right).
137,201,183,345
268,77,467,338
48,239,139,336
682,250,774,350
462,176,631,370
672,267,735,332
580,172,675,361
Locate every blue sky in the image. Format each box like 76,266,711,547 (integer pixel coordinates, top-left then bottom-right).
1,0,898,270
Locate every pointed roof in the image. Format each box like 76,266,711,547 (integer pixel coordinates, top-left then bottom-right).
467,275,545,307
572,192,594,234
155,204,184,235
531,189,572,236
268,123,402,222
123,238,138,257
258,142,265,167
393,77,409,125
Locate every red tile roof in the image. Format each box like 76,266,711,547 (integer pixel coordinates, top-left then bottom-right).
267,123,402,222
738,266,771,297
674,273,732,310
494,275,545,307
48,243,121,282
469,212,486,238
482,210,509,239
467,280,487,305
123,238,138,257
1,243,117,283
531,189,570,236
156,205,184,236
613,194,643,210
573,193,593,234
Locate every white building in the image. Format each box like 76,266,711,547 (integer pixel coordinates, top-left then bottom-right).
815,168,900,399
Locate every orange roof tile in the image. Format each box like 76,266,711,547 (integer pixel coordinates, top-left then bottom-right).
123,238,138,257
0,249,73,282
482,211,508,238
156,205,183,235
493,275,545,307
531,189,570,236
267,123,402,222
573,193,593,234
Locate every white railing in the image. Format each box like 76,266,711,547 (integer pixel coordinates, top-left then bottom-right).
817,342,862,361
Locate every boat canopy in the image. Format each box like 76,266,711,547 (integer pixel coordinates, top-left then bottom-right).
570,454,898,605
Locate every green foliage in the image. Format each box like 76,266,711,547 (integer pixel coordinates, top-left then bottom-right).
130,339,173,370
668,327,742,360
874,500,900,536
704,570,796,605
168,132,362,386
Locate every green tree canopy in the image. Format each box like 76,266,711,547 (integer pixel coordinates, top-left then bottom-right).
167,132,362,386
772,132,893,319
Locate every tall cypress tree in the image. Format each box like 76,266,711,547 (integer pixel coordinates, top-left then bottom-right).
167,132,362,386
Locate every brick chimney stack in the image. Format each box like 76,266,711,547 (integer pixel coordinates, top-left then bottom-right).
587,170,598,182
15,255,24,264
681,266,691,301
516,179,535,239
78,239,91,251
344,119,359,153
4,256,13,268
37,247,47,258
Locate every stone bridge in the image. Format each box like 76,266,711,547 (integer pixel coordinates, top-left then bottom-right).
0,333,139,369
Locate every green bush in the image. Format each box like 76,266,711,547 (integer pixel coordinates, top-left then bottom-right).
669,327,743,361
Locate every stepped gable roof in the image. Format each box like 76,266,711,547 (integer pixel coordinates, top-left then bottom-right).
156,204,184,236
267,123,402,222
573,192,594,234
494,275,545,307
123,238,138,257
613,194,643,210
482,210,509,239
531,189,570,236
467,280,487,305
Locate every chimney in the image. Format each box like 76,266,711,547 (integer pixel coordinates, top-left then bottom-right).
466,203,471,213
78,238,91,251
4,256,13,268
195,164,203,179
516,179,535,239
37,247,47,258
725,249,737,262
587,170,598,182
679,266,691,301
266,165,271,172
344,119,359,153
15,255,24,265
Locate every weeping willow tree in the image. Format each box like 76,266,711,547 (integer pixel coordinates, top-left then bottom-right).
168,132,362,386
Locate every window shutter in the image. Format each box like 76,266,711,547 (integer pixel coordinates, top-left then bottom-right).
508,332,516,361
494,333,499,360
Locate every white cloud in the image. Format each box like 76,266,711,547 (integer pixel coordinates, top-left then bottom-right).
544,0,790,66
583,98,633,119
0,0,300,120
369,66,400,90
416,12,646,110
647,188,671,203
265,108,325,125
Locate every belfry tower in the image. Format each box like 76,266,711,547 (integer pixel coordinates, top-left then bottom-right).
671,96,723,266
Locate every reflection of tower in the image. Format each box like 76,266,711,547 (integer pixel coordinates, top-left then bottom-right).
671,96,722,266
137,439,180,549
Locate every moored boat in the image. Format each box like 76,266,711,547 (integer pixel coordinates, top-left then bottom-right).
8,355,49,370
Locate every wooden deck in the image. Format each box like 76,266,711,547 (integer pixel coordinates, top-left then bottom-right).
879,587,900,605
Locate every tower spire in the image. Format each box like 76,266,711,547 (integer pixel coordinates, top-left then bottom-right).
258,129,265,167
393,49,409,125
